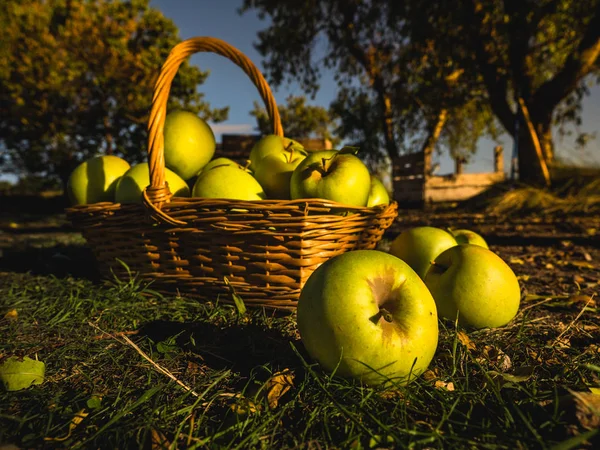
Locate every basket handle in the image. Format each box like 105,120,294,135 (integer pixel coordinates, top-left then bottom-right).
143,37,283,225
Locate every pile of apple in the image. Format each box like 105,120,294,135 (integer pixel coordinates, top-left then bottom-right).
67,110,390,207
297,226,521,387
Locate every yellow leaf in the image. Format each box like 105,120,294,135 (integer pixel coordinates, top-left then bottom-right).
265,369,295,409
457,331,476,351
4,309,17,321
510,258,525,265
589,387,600,395
434,380,455,391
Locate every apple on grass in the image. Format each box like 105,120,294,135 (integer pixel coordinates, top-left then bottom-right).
163,110,216,180
367,176,390,207
290,150,371,206
67,155,130,205
115,162,190,204
192,164,266,200
297,250,439,386
389,226,458,279
249,134,306,171
450,228,489,249
424,244,521,329
253,146,307,199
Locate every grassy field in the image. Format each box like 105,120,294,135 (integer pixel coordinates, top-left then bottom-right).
1,205,599,449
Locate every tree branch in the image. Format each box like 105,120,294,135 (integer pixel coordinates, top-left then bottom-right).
532,4,600,114
467,0,516,134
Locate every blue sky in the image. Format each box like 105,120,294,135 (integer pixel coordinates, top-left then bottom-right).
150,0,600,174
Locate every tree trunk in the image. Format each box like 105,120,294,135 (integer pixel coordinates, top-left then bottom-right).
536,120,554,163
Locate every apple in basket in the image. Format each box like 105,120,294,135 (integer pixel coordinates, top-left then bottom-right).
67,155,131,205
389,226,458,280
253,145,307,199
297,250,439,386
192,164,266,200
367,176,390,207
202,157,248,173
424,244,521,329
163,109,216,180
450,228,489,249
290,149,371,206
115,162,190,204
248,134,306,171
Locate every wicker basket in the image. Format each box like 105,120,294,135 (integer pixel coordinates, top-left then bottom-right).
66,37,398,310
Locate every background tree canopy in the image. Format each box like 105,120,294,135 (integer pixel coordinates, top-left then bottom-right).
250,95,341,147
241,0,600,184
0,0,228,187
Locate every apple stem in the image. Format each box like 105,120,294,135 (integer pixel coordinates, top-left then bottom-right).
379,308,394,323
430,260,449,272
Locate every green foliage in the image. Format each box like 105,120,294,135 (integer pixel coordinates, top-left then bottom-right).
0,0,228,185
250,95,341,147
242,0,600,181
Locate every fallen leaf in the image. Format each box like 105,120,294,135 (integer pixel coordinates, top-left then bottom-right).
557,390,600,431
0,356,45,391
570,261,596,270
150,428,171,449
489,366,534,386
457,331,476,351
265,369,295,409
589,387,600,395
44,409,88,442
573,274,585,284
568,295,596,307
230,396,260,415
545,263,555,270
3,309,17,321
434,380,455,391
583,252,593,262
510,258,525,265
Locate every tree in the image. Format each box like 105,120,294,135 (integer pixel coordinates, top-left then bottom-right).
243,0,600,185
241,0,499,172
0,0,228,187
250,95,341,146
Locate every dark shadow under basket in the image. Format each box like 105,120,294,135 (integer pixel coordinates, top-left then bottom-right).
67,198,398,310
66,36,398,310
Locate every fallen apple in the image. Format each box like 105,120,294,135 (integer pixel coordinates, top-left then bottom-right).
290,150,371,206
67,155,130,205
192,164,266,200
389,226,458,279
249,134,306,171
163,110,216,180
367,176,390,207
424,244,521,329
450,228,489,249
297,250,439,386
253,146,306,199
115,162,190,204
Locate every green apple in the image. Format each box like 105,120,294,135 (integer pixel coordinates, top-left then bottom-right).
249,134,306,171
450,229,489,249
424,244,521,329
253,147,307,199
202,157,246,173
389,226,458,279
192,164,266,200
367,176,390,207
163,110,216,180
297,250,438,386
290,150,371,206
67,155,130,205
115,162,190,204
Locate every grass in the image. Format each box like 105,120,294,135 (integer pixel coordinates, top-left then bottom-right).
1,267,599,449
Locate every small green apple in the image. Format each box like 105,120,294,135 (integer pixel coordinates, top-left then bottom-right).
192,164,266,200
367,176,390,207
163,110,216,180
424,244,521,329
115,162,190,204
202,157,246,173
297,250,438,386
67,155,131,205
450,229,489,249
249,134,306,171
389,226,458,279
290,150,371,206
253,147,307,199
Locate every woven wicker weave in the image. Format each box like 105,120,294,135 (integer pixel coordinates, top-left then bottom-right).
66,37,398,310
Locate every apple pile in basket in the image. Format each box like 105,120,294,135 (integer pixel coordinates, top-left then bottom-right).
67,110,521,388
66,109,389,208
